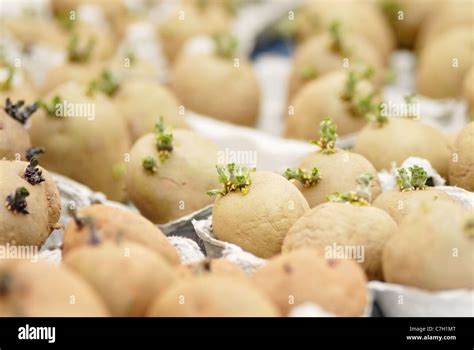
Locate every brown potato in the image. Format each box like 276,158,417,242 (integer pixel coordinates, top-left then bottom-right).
147,275,279,317
383,200,473,290
64,240,177,316
449,122,474,191
282,202,397,280
285,70,377,139
0,259,108,316
353,118,451,178
62,204,180,265
171,52,260,126
0,159,60,247
29,81,131,201
212,171,310,258
291,149,381,207
416,27,473,99
125,129,219,223
252,249,368,316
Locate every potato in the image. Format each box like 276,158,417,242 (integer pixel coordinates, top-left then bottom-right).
177,258,248,280
114,79,189,142
211,170,309,258
0,65,38,104
158,3,231,62
416,0,472,48
62,204,180,265
291,149,381,208
147,275,279,316
0,159,60,247
449,122,474,191
285,70,377,139
0,259,108,316
296,1,395,62
64,240,177,316
353,118,451,178
383,200,473,290
416,27,473,99
125,128,219,223
282,202,397,280
463,68,474,113
252,249,367,315
288,30,385,100
29,81,131,201
171,52,260,126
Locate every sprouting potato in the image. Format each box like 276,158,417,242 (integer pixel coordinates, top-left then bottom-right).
252,249,368,316
285,69,378,139
416,27,473,99
171,34,260,126
0,64,38,104
383,200,473,290
0,260,109,316
209,164,309,258
125,120,219,223
29,81,131,201
448,122,474,191
0,159,61,247
285,119,381,207
62,204,180,265
146,275,279,317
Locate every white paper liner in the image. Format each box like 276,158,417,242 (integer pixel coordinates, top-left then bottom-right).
167,236,205,264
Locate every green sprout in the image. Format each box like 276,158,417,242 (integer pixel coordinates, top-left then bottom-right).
395,165,429,191
365,102,389,127
87,70,120,97
154,117,173,162
284,167,321,187
112,162,126,180
311,118,338,154
300,63,318,81
67,34,95,63
402,93,419,119
341,68,374,102
23,156,45,185
0,64,14,91
142,156,158,174
56,11,76,31
379,0,401,24
213,33,238,59
207,163,254,196
327,173,374,206
37,95,63,117
5,187,30,214
328,21,350,56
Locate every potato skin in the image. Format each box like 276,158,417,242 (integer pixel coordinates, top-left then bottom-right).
177,259,248,280
212,171,310,258
288,32,385,100
114,79,189,142
292,149,381,207
125,130,219,224
383,200,473,290
29,82,131,201
0,160,60,247
0,260,108,317
252,249,367,316
284,71,376,139
463,68,474,112
171,53,260,126
64,240,177,317
147,276,279,317
62,204,180,265
372,187,456,224
353,118,451,178
449,122,474,191
416,27,473,99
282,202,397,280
0,110,31,161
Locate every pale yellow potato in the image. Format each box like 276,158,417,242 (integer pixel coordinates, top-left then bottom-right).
171,53,260,126
449,122,474,191
0,260,109,317
282,202,397,280
383,200,473,290
0,109,31,161
463,68,474,112
353,118,451,178
177,258,248,280
29,81,131,201
252,249,368,315
285,70,376,139
212,171,310,258
0,160,60,247
291,149,381,207
147,275,279,317
416,27,473,99
125,130,219,224
62,204,180,266
64,240,177,317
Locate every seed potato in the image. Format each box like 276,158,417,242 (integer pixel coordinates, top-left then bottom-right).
448,122,474,191
0,108,31,161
